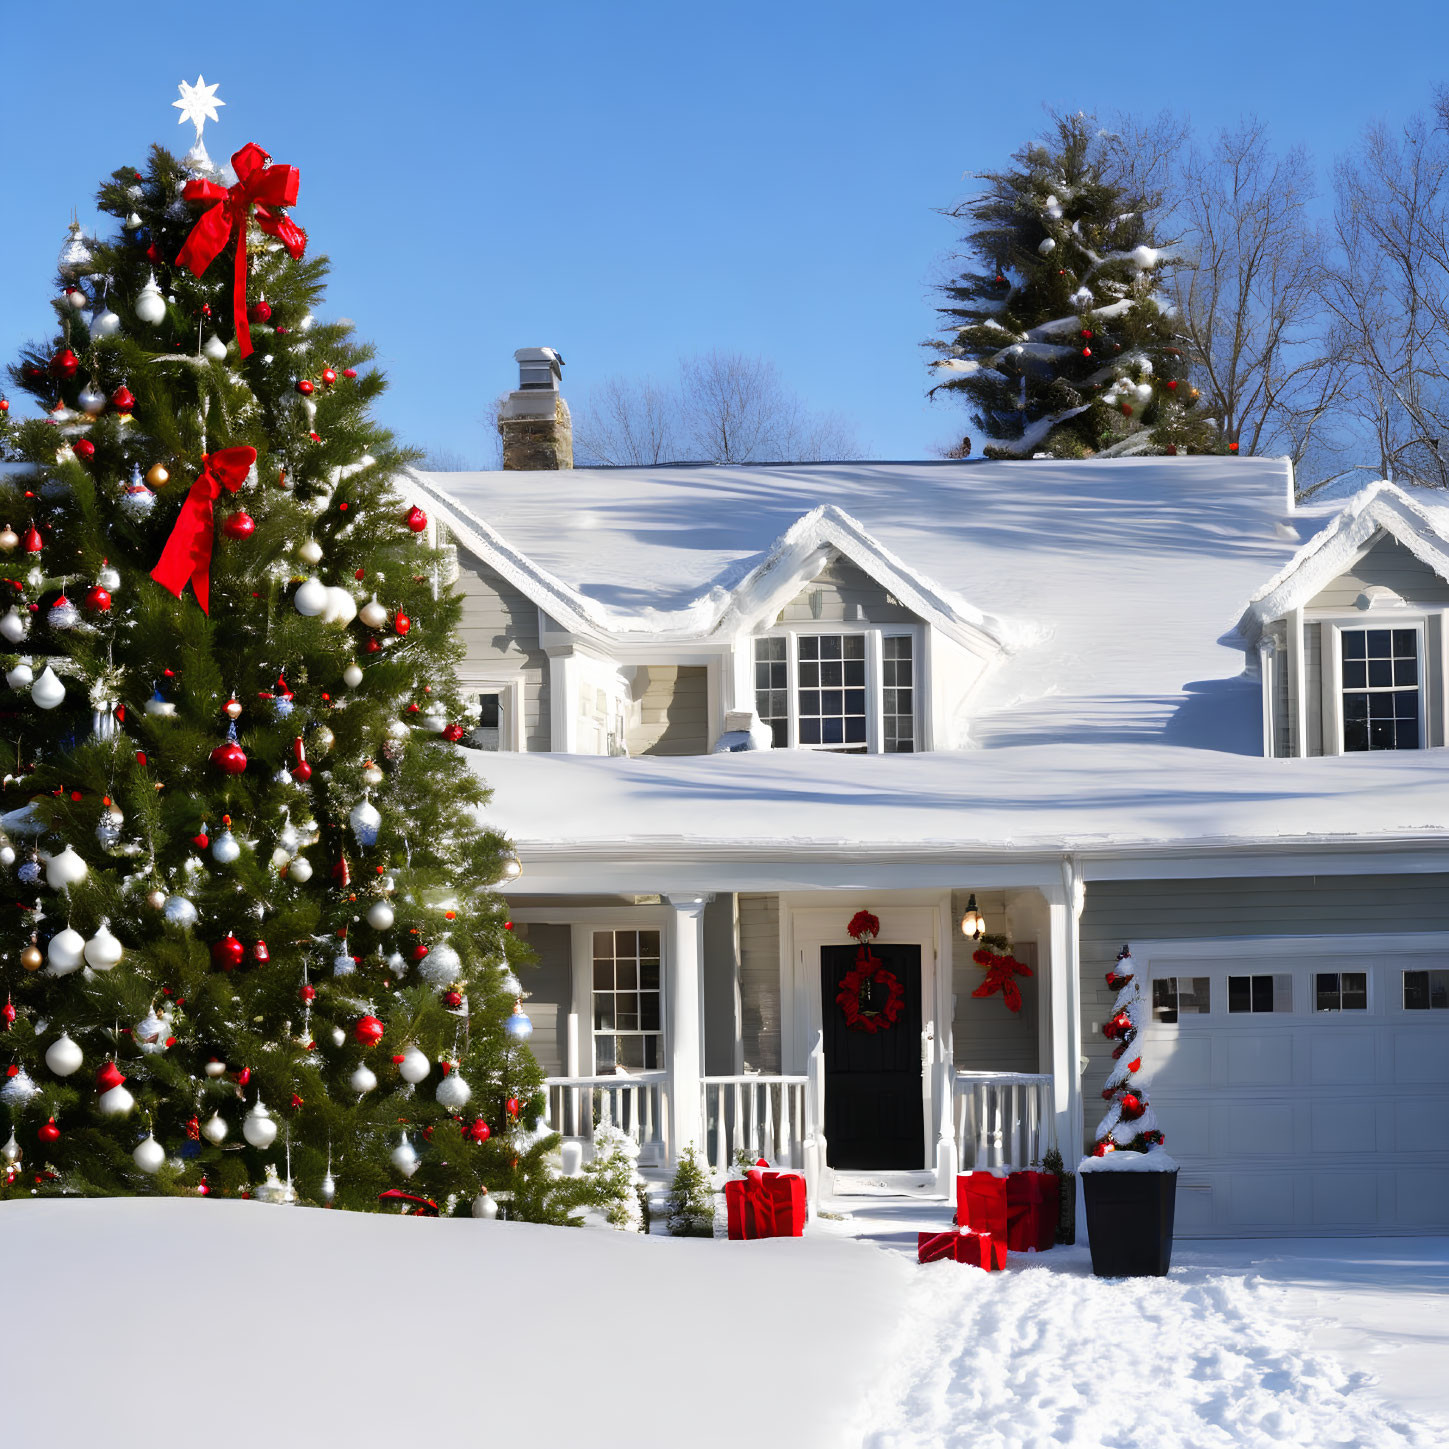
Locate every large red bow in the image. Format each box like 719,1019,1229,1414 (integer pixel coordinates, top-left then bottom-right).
151,446,258,614
175,142,306,358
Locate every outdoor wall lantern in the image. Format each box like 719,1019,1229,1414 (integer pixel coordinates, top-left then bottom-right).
960,893,985,940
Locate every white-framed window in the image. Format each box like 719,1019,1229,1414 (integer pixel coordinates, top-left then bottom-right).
458,679,520,751
592,928,662,1070
1332,622,1425,752
752,627,918,753
1151,976,1210,1023
1403,969,1449,1010
1314,971,1368,1012
1227,973,1293,1014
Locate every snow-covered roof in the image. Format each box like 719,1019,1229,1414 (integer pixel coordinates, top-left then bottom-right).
417,456,1303,748
1236,481,1449,643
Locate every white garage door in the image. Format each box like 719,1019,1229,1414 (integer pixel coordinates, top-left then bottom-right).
1141,944,1449,1237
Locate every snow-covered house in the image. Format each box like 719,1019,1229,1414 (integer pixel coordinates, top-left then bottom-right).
409,427,1449,1238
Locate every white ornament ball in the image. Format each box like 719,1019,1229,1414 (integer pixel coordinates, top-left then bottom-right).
5,661,32,690
1038,237,1057,255
417,942,462,987
134,1008,167,1053
349,799,381,848
98,565,121,591
288,856,313,884
202,334,228,362
293,577,328,617
398,1046,430,1084
366,900,395,931
330,1025,346,1047
358,597,388,630
46,925,87,974
1,1131,19,1165
78,383,107,416
342,663,363,688
471,1190,499,1220
0,845,12,868
134,275,167,325
44,845,87,890
132,1134,166,1174
163,895,198,928
211,829,241,864
44,1033,83,1077
243,1101,278,1148
391,1133,419,1178
298,537,323,566
83,919,124,970
1134,382,1154,405
91,308,122,339
97,1083,135,1117
323,587,357,626
349,1063,378,1094
436,1071,471,1110
32,666,66,710
0,610,28,644
320,1171,336,1204
0,1068,38,1107
201,1113,228,1144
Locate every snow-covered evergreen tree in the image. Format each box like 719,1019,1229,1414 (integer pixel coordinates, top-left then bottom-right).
579,1122,646,1231
929,114,1217,460
1091,944,1166,1156
666,1143,715,1237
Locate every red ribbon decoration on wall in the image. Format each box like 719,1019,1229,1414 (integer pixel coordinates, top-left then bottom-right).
151,446,258,614
175,142,307,358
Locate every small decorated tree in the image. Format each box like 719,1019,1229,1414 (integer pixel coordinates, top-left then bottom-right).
1091,944,1166,1156
579,1122,646,1232
666,1143,716,1237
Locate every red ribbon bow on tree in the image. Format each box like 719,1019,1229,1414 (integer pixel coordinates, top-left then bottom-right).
175,142,307,358
151,445,258,614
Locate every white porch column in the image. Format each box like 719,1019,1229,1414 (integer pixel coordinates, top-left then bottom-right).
1046,856,1086,1235
666,894,713,1159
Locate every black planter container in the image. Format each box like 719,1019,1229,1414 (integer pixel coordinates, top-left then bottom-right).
1082,1168,1177,1277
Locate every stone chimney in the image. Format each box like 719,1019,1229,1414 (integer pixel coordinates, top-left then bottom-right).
498,347,572,470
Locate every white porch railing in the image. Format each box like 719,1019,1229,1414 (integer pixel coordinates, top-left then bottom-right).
953,1071,1055,1171
701,1075,810,1172
544,1072,669,1165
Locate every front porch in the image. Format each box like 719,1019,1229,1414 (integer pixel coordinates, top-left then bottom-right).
516,877,1085,1213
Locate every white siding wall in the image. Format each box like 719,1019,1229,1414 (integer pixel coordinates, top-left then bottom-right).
950,888,1039,1072
512,922,571,1077
738,893,782,1072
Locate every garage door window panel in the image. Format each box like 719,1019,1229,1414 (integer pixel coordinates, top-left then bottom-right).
1228,974,1292,1014
1152,976,1210,1024
1315,971,1368,1012
1403,969,1449,1010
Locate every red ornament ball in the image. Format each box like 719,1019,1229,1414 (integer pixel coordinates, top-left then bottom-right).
292,758,313,783
342,368,357,380
38,1118,60,1144
211,934,245,972
50,348,79,379
84,585,111,613
72,438,95,461
506,1096,521,1117
1081,328,1093,339
0,398,9,412
1081,347,1091,358
1167,379,1178,391
443,989,463,1009
295,378,315,396
210,741,248,775
1229,441,1240,453
110,385,136,412
96,1061,126,1093
23,526,41,553
252,939,270,965
442,723,465,743
221,511,255,540
464,1117,491,1143
411,943,430,961
299,983,316,1003
1119,1092,1146,1120
2,1001,14,1027
248,300,272,323
364,638,382,654
404,506,428,533
354,1014,385,1047
320,368,337,387
394,612,411,636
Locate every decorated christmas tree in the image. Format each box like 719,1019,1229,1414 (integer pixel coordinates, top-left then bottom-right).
1090,944,1166,1157
928,113,1219,460
0,80,571,1217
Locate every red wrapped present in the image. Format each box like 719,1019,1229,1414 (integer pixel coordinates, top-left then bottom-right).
1005,1171,1061,1253
917,1229,1006,1270
956,1171,1008,1240
725,1169,806,1239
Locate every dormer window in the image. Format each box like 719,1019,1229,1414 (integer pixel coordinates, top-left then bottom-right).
1340,627,1421,751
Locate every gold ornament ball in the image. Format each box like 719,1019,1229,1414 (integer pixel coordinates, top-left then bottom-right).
146,463,170,488
21,945,43,971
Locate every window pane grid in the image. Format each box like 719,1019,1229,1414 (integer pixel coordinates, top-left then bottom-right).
593,928,662,1071
797,634,866,749
753,638,789,748
882,636,915,753
1342,628,1420,752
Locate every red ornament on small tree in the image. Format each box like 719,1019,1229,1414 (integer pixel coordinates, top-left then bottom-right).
354,1014,385,1047
1089,945,1166,1158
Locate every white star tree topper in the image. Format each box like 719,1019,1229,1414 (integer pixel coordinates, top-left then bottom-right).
173,76,225,146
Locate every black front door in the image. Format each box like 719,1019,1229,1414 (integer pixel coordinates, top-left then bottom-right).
821,943,924,1169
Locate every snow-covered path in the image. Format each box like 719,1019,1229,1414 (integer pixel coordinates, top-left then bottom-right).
857,1243,1447,1449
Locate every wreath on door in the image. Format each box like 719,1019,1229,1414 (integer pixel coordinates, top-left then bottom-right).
836,910,905,1034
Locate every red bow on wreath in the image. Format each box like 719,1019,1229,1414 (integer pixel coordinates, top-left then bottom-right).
175,142,307,359
838,910,904,1032
971,947,1033,1013
150,445,258,614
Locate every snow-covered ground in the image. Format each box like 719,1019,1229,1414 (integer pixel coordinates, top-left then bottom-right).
6,1198,1446,1448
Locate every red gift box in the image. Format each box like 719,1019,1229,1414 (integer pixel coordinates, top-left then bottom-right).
1005,1171,1060,1253
956,1171,1008,1240
725,1169,806,1239
917,1229,1006,1270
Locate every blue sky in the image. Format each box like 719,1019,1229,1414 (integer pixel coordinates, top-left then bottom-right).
2,2,1447,462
